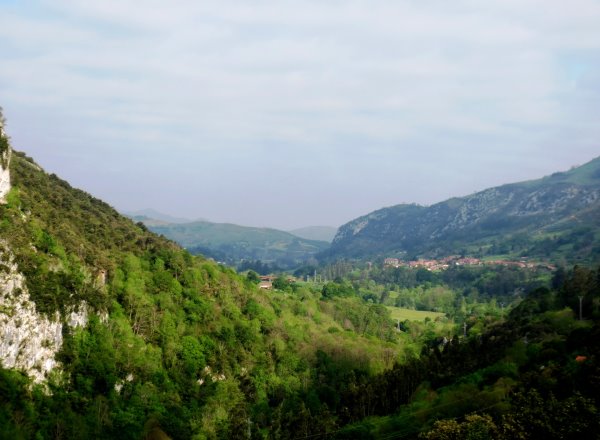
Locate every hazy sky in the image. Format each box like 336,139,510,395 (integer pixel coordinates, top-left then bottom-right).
1,0,599,229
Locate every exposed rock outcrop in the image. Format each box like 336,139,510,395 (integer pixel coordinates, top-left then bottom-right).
0,125,11,203
0,245,88,382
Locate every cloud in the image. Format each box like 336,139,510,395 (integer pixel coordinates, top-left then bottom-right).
1,0,599,228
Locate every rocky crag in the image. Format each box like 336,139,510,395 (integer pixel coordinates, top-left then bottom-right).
0,244,88,382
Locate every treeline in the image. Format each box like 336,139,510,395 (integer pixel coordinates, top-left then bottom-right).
296,260,550,306
305,269,532,325
373,264,549,299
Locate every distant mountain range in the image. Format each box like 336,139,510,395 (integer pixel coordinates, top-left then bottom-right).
326,156,600,264
128,157,600,267
138,219,329,269
124,211,336,268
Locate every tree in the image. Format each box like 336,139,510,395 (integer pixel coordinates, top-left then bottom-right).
421,414,498,440
180,335,206,375
246,270,260,284
500,390,599,439
273,275,290,291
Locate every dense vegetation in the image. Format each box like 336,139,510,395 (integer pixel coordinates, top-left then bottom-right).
295,261,550,322
1,121,599,439
0,149,417,439
332,264,600,439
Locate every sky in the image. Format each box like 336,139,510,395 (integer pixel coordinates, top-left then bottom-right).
1,0,599,230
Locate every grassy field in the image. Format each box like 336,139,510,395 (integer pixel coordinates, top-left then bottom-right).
386,306,446,322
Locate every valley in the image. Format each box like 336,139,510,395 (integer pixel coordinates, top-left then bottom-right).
2,2,599,438
0,115,599,439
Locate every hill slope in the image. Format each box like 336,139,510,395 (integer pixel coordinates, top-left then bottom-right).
0,131,403,438
148,220,329,268
327,157,600,263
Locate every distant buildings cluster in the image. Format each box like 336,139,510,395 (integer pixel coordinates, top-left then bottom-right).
258,275,298,290
258,275,276,290
383,256,555,271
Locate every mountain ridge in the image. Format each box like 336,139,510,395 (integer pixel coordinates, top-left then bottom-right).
146,219,329,268
327,156,600,262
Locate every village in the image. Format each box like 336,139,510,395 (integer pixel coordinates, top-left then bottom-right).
254,256,557,290
383,256,555,271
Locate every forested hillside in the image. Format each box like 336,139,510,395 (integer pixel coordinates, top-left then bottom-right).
333,265,600,439
327,157,600,263
0,139,410,438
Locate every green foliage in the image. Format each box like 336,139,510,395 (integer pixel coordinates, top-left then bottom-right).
332,265,600,439
0,151,419,439
273,275,292,291
1,147,599,439
421,414,498,440
0,139,9,166
245,270,260,284
321,281,355,299
500,390,600,439
180,335,206,374
0,115,9,165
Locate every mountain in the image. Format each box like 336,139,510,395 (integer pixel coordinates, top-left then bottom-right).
1,117,599,439
0,121,403,438
327,157,600,263
123,208,195,224
289,225,338,243
147,220,329,269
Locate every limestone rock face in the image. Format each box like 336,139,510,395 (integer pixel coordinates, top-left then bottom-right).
0,245,88,382
0,144,10,203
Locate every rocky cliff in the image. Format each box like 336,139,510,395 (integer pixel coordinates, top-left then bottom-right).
0,243,88,382
0,118,92,383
